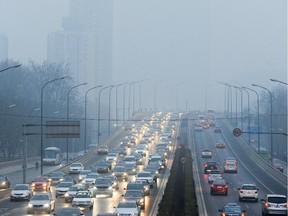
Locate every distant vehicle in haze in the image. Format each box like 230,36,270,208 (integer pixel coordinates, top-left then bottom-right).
43,147,63,165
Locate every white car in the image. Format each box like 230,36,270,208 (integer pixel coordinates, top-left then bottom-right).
224,162,238,173
82,173,99,187
55,182,73,198
238,183,259,202
114,201,140,216
90,177,113,197
27,193,55,214
106,152,119,162
208,170,222,184
69,162,84,174
72,190,93,210
10,184,33,201
136,172,154,187
201,150,212,158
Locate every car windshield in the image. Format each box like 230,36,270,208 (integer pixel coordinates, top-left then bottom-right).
79,170,91,175
224,206,241,213
242,185,256,190
71,163,82,167
58,182,72,187
268,197,287,203
117,202,137,208
108,153,117,156
125,191,142,197
96,178,110,185
14,185,29,190
32,194,49,200
127,184,142,190
33,177,47,182
137,173,151,177
114,167,126,172
86,174,98,178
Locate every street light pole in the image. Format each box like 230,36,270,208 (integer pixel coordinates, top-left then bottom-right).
0,64,21,73
154,80,162,111
123,83,128,124
40,76,66,175
108,85,119,136
84,85,102,153
115,83,126,129
241,88,250,146
66,83,87,164
176,81,184,111
242,86,260,153
252,84,273,165
98,85,113,144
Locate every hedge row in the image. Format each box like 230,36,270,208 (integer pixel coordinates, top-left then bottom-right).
157,147,198,216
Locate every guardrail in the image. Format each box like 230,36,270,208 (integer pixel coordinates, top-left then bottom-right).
0,157,39,170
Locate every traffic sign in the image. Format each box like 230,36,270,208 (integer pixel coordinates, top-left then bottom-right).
233,128,242,137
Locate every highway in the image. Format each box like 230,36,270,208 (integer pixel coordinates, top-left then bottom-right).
0,112,179,216
189,113,287,216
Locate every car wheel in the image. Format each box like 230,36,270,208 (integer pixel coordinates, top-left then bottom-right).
262,211,266,216
239,197,242,202
10,198,13,202
255,198,258,202
210,190,213,195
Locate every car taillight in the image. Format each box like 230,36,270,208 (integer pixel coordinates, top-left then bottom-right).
265,203,270,207
285,203,288,208
43,183,47,186
205,164,208,167
239,190,243,193
255,191,258,194
31,183,35,186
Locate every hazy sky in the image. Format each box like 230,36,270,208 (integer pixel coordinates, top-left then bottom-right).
0,0,287,111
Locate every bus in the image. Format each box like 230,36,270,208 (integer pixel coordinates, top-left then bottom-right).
43,147,63,165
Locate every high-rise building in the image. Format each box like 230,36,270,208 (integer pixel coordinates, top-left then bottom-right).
0,34,8,62
47,0,113,86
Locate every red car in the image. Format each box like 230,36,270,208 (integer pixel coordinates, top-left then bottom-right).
210,179,228,195
31,176,51,191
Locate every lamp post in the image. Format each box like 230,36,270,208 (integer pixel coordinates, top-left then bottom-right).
241,88,250,146
84,85,102,153
123,83,128,123
218,82,233,122
128,82,136,119
66,83,87,163
0,64,21,73
204,84,214,114
242,86,260,153
108,84,120,136
270,79,288,85
98,85,113,144
176,81,184,111
115,82,126,129
252,83,273,165
40,76,66,175
154,80,162,111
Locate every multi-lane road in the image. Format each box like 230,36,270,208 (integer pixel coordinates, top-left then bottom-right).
189,114,287,216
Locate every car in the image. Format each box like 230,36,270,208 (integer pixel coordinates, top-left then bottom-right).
97,144,109,155
202,122,210,129
133,153,144,165
204,161,218,174
72,190,93,210
49,171,65,185
261,194,287,215
274,163,284,173
216,140,226,148
27,193,55,214
106,151,119,163
238,183,259,202
208,170,222,184
78,170,92,182
136,171,154,187
56,181,73,198
135,180,151,196
201,150,212,158
120,138,131,148
64,184,87,203
90,177,113,197
218,203,246,216
145,165,160,182
0,174,10,189
103,175,119,190
82,173,99,187
96,160,110,173
31,176,51,191
53,207,85,216
117,146,128,156
125,181,148,196
112,166,128,181
225,156,237,164
114,201,140,216
224,161,238,173
135,145,147,157
69,162,84,174
124,163,137,175
10,184,33,201
210,179,228,195
123,190,145,209
213,127,222,133
123,155,137,166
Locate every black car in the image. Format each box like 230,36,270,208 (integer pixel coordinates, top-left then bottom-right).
96,160,110,173
218,203,246,216
204,161,218,174
0,174,10,189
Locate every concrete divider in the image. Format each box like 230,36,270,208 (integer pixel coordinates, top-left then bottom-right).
0,189,10,200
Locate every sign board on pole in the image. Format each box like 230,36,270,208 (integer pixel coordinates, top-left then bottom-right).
45,121,80,138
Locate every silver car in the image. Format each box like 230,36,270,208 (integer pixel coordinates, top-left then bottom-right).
261,194,287,215
27,193,55,214
10,184,33,201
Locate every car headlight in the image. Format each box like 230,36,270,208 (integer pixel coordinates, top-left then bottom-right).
140,198,144,203
43,203,49,207
64,193,69,197
1,182,6,185
108,186,112,190
28,204,33,208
